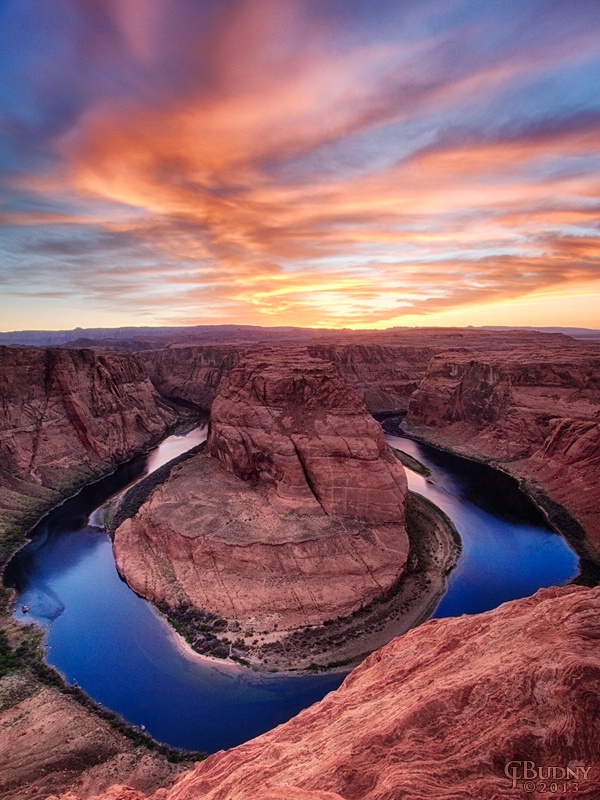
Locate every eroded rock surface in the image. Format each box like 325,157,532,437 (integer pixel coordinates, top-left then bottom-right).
207,349,408,520
114,350,409,634
0,347,183,800
406,347,600,558
54,585,600,800
0,672,185,800
0,346,177,535
138,329,562,414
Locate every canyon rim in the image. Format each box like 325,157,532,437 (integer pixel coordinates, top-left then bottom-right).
0,326,598,799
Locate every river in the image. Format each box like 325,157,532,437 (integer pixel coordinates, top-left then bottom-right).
385,433,578,617
5,424,578,753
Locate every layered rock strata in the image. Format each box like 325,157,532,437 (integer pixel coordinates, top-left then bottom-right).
207,349,409,520
0,672,186,800
138,345,246,410
138,328,565,414
0,346,178,538
113,350,410,635
0,348,185,800
138,341,434,414
406,348,600,558
53,585,600,800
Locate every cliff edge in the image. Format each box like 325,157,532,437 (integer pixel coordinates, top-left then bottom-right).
52,585,600,800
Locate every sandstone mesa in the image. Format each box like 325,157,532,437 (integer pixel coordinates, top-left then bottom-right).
113,350,410,636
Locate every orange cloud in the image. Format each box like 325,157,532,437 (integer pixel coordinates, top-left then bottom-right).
2,0,599,329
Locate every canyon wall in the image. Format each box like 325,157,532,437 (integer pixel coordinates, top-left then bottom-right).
137,331,600,560
0,346,178,537
0,673,186,800
406,347,600,558
0,347,187,799
139,341,437,413
54,584,600,800
138,330,569,414
137,345,247,409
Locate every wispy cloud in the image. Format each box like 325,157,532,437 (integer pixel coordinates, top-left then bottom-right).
1,0,599,329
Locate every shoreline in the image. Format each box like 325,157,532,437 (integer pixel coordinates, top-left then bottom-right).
156,491,461,675
385,416,597,581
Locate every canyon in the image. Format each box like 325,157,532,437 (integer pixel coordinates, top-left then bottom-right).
405,345,600,561
112,350,418,659
0,346,177,541
0,326,598,799
0,347,187,800
137,330,600,565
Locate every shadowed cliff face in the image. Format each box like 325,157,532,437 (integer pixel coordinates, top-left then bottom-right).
136,330,576,416
407,350,600,557
138,342,438,414
0,347,187,800
113,350,409,634
0,346,178,533
137,345,246,410
52,585,600,800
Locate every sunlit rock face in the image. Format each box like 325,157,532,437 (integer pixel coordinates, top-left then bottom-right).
207,348,408,520
53,585,600,800
113,349,409,633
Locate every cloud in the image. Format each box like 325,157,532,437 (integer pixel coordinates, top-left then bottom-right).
0,0,599,328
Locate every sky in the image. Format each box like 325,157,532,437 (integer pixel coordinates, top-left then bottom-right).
1,0,599,331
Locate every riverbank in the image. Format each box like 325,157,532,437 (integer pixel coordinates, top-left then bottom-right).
153,491,461,674
384,416,597,585
0,419,208,799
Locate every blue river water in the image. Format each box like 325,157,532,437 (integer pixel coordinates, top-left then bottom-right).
6,425,579,753
385,433,579,618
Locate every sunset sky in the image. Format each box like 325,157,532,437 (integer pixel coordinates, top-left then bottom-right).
1,0,599,331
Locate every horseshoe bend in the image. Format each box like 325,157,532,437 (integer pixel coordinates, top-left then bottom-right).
0,327,599,799
111,349,456,670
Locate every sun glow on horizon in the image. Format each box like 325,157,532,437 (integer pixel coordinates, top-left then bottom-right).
0,0,599,331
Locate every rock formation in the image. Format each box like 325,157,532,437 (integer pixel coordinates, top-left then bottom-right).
137,329,566,414
138,341,435,414
207,349,408,519
406,347,600,558
51,584,600,800
0,672,186,800
0,346,177,537
113,350,410,635
3,328,599,800
0,346,182,799
138,345,246,410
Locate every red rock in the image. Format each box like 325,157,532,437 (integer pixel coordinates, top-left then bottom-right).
59,585,600,800
114,350,409,634
137,329,578,415
207,349,408,521
0,346,177,534
406,347,600,557
138,345,246,410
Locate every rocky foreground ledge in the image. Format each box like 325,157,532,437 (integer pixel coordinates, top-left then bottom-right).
52,584,600,800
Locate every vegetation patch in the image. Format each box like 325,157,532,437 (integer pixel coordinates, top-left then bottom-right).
391,447,431,477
